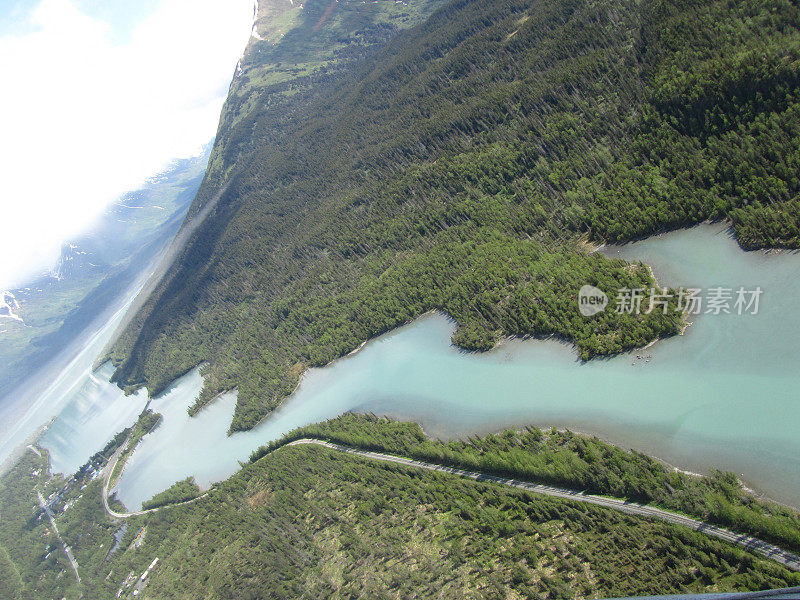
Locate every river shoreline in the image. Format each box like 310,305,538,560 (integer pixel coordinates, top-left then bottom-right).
25,223,800,513
375,406,798,511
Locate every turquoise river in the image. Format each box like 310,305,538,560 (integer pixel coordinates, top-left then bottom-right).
33,224,800,510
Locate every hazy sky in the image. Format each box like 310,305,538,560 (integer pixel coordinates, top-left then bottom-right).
0,0,254,289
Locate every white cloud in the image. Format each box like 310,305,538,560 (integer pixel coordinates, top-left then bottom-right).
0,0,254,289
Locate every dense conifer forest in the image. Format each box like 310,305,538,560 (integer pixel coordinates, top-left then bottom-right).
107,0,800,432
5,0,800,597
255,414,800,555
3,419,800,599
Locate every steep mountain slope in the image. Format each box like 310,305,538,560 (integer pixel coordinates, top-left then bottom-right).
0,151,207,399
109,0,800,431
192,0,449,217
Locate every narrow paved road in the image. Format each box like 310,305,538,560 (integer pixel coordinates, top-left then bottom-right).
101,444,207,518
37,490,82,589
287,439,800,572
101,443,130,518
96,435,800,572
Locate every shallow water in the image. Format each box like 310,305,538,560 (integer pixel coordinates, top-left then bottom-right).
0,280,149,470
105,223,800,510
39,362,147,475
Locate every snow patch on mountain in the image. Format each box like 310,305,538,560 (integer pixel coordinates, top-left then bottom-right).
0,291,24,324
49,243,96,282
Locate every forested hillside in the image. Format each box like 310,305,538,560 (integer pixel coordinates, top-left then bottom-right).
108,0,800,431
258,414,800,556
3,428,799,599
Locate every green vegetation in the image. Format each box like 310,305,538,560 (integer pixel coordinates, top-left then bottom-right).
108,410,162,488
140,477,201,511
2,437,799,599
0,542,23,600
0,452,81,600
0,431,137,599
253,413,800,555
13,2,797,592
200,0,450,212
108,0,800,432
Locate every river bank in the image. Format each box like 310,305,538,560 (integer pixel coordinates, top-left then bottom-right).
28,223,800,512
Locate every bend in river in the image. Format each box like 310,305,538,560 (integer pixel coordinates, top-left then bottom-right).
40,223,800,510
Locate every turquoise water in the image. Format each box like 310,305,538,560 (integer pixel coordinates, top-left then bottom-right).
107,224,800,510
39,362,147,475
0,282,149,470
